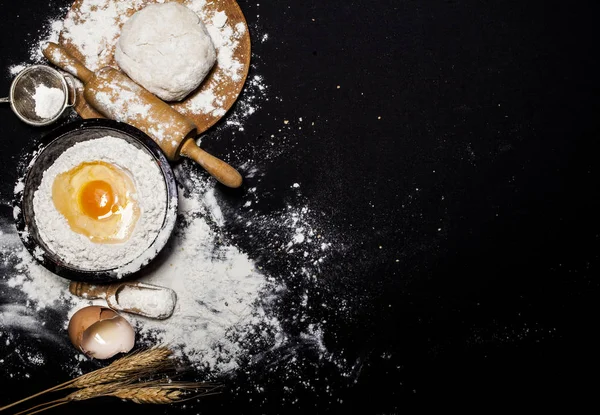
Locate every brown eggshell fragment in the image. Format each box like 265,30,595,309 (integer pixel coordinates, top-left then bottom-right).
67,306,119,351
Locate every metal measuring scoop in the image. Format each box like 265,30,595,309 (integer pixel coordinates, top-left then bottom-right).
1,65,76,126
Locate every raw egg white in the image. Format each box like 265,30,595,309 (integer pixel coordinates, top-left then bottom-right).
52,161,140,243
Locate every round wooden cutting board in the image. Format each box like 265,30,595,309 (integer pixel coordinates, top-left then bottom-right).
58,0,251,135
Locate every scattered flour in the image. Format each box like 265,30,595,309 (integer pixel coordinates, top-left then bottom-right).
0,1,352,407
60,0,146,72
93,84,152,122
2,6,277,374
9,63,28,76
1,166,284,374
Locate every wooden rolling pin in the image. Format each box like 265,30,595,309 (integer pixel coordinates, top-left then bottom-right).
43,42,242,188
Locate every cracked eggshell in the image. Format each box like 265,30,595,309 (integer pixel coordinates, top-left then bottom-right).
68,306,135,359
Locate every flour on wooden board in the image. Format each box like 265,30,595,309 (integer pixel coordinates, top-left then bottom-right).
49,0,245,118
8,1,267,134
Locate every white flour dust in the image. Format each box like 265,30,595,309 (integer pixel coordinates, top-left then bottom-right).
92,85,152,122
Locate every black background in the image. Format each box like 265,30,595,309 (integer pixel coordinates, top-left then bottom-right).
1,0,599,412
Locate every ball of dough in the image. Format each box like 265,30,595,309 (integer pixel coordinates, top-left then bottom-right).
115,2,217,102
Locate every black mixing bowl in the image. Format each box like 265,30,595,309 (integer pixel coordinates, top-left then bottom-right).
13,119,178,283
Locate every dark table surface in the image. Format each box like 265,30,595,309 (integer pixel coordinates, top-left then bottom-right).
1,0,599,412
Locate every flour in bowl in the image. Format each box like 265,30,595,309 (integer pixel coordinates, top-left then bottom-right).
33,136,167,270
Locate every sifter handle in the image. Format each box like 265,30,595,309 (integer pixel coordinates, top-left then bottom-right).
180,139,243,188
0,97,9,103
42,42,94,83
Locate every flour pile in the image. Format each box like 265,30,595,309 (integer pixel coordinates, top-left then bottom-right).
32,84,64,119
1,166,282,374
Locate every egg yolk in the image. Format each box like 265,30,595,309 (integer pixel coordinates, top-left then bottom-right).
79,180,115,219
51,161,140,244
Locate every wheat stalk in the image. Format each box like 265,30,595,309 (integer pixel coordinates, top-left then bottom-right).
67,383,125,401
108,387,184,404
104,382,223,404
12,383,124,415
2,347,221,415
101,347,173,372
70,347,174,388
0,347,173,412
15,382,221,415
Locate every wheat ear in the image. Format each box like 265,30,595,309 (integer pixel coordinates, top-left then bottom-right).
0,347,172,412
105,382,223,404
14,383,124,415
70,347,174,388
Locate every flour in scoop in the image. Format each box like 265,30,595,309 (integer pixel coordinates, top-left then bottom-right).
33,84,64,119
116,285,176,318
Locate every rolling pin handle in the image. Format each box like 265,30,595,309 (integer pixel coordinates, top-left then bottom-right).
42,42,94,84
180,139,243,188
